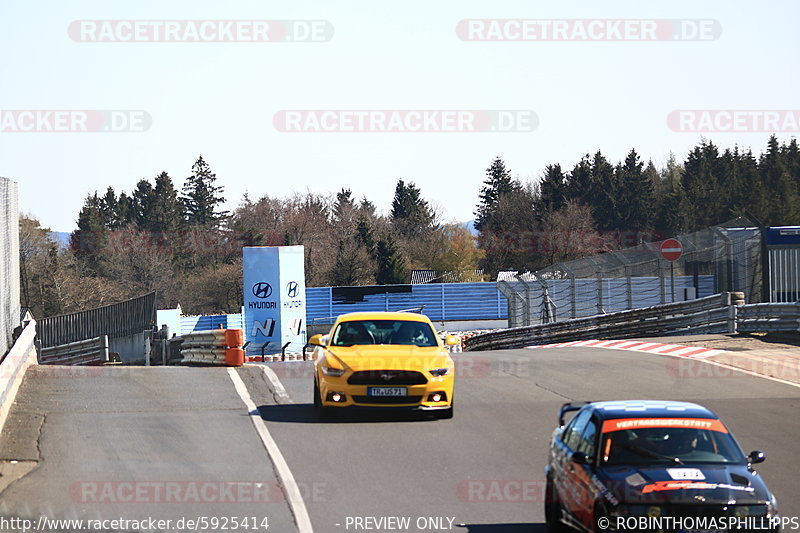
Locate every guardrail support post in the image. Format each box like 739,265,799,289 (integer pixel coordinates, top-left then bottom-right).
727,298,738,334
102,335,109,362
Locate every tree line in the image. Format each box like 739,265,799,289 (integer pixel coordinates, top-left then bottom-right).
19,136,799,319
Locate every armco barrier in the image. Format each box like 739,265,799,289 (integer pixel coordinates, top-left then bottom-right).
737,303,800,333
464,292,745,351
38,335,109,365
0,320,37,435
177,329,245,366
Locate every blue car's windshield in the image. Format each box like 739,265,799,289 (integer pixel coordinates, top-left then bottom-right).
330,320,438,347
602,427,746,465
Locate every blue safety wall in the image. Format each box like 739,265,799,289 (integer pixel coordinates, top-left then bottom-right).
174,276,716,333
306,283,507,323
180,312,245,334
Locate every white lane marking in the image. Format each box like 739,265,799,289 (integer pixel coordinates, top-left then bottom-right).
227,368,313,533
258,364,293,404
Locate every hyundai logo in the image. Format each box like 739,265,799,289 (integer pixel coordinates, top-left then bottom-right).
252,282,273,299
287,281,299,298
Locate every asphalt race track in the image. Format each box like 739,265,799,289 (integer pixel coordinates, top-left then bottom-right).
2,347,799,532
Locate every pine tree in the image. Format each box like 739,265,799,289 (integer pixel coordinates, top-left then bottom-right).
682,141,724,229
376,234,406,285
70,193,109,270
116,192,133,227
564,156,592,202
588,151,619,230
720,147,759,221
355,213,376,257
474,157,520,231
182,156,229,228
653,154,688,235
99,187,120,228
390,179,434,237
538,164,566,214
333,188,355,224
131,179,155,228
759,135,800,224
616,149,654,230
148,172,184,234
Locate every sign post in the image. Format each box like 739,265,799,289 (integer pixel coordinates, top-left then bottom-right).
243,246,307,356
660,239,684,302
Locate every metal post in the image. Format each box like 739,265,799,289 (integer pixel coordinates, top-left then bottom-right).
625,265,633,310
659,259,666,305
144,331,151,366
597,272,604,314
670,262,675,303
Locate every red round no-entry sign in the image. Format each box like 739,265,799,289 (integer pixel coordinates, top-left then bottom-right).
660,239,683,262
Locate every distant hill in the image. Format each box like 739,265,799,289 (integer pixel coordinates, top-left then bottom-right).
49,231,71,248
463,220,478,236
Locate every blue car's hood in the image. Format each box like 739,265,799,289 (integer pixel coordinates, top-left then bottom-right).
596,464,771,506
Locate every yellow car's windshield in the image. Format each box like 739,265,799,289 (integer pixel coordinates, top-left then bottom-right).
330,320,438,347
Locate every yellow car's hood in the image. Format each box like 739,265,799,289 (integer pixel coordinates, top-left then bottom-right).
325,345,452,372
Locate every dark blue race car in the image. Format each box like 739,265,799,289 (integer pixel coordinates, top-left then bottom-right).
544,400,780,532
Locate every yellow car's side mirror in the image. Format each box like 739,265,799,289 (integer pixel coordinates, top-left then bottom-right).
309,334,326,347
444,335,460,346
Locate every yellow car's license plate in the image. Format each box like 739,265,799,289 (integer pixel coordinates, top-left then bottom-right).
368,387,407,396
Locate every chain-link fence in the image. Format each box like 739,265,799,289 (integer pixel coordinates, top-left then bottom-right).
500,218,763,328
0,177,21,357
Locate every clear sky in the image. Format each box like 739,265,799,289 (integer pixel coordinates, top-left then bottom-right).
1,0,798,231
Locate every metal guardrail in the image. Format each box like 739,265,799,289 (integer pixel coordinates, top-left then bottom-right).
38,335,109,365
464,292,745,351
36,292,157,348
737,302,800,333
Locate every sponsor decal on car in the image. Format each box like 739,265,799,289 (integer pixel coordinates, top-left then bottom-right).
640,480,755,494
601,418,729,433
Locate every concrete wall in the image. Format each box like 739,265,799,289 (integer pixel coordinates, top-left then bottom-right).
0,320,37,435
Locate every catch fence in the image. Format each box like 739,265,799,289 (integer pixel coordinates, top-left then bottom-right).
0,177,20,358
503,219,763,327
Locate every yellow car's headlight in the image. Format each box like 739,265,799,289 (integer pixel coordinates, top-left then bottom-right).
429,367,452,377
321,364,345,377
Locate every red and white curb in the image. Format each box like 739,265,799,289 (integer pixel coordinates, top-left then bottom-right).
527,339,728,359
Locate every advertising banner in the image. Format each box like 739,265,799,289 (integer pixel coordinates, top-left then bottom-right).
243,246,306,354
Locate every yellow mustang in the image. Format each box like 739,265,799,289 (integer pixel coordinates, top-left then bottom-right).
310,312,459,420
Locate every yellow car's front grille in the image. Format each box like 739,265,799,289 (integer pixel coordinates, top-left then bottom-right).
347,370,428,386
